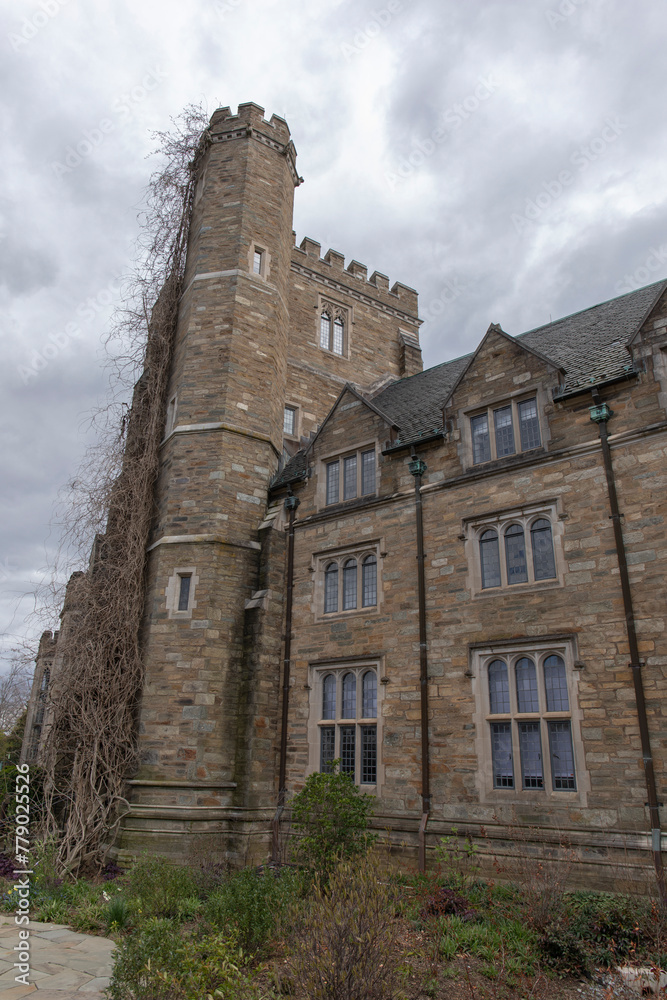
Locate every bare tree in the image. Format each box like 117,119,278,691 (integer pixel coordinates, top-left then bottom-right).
0,653,33,735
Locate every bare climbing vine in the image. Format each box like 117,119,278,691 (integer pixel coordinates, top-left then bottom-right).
39,105,211,874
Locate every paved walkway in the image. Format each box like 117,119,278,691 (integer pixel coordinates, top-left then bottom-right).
0,914,115,999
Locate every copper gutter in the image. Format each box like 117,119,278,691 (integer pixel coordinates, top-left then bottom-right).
271,492,300,862
409,451,431,871
590,389,666,905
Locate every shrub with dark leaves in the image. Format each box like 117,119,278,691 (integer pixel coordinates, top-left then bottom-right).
420,886,479,922
0,853,15,880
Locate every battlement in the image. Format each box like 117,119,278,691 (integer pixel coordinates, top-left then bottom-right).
209,103,291,143
292,235,419,317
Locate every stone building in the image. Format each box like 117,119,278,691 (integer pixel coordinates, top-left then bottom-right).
24,103,667,888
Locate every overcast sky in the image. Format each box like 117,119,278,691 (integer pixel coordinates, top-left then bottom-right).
1,0,667,672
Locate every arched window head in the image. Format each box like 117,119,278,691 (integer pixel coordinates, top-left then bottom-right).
342,672,356,718
320,312,331,350
531,518,556,581
504,524,528,584
322,674,336,720
343,558,357,610
362,670,377,718
515,657,538,712
324,562,338,614
333,317,344,355
544,654,568,712
488,659,509,714
362,554,377,607
480,529,500,589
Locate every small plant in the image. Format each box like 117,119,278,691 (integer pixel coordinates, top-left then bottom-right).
105,894,131,933
120,854,199,918
204,866,304,955
108,918,265,1000
285,855,405,1000
290,763,376,875
434,829,481,892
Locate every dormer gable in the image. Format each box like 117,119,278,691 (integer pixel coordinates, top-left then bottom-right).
445,324,564,472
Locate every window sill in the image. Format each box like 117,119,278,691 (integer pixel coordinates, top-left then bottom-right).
468,446,546,473
475,578,562,598
318,606,379,623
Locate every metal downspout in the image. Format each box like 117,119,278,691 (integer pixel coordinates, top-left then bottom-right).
271,492,300,863
589,391,666,904
409,451,431,871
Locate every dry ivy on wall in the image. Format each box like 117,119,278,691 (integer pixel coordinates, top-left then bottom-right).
40,106,210,875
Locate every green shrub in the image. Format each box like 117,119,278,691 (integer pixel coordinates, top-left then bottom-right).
121,854,200,918
108,918,267,1000
290,765,376,875
105,895,131,933
204,866,305,954
285,855,405,1000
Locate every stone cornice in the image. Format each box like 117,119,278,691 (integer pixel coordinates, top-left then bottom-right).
210,125,302,187
290,260,421,325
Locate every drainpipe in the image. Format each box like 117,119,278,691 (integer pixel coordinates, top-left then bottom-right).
589,391,666,905
271,492,300,863
409,451,431,872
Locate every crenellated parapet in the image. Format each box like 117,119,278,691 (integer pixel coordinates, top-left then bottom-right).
292,235,420,320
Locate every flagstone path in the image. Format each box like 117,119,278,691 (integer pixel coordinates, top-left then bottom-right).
0,914,115,999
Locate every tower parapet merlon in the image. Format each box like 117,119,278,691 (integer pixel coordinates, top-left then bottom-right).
209,103,291,141
292,235,419,316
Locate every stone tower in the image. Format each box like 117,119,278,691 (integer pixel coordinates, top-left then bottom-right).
118,103,301,862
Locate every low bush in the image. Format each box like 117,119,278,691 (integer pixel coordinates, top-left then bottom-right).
108,917,266,1000
285,855,405,1000
204,865,305,955
120,854,200,918
290,764,376,875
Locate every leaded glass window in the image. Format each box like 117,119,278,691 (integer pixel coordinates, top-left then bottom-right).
361,450,376,494
488,659,510,714
480,530,501,589
361,726,377,783
322,674,336,720
504,524,528,584
343,559,357,610
362,670,377,718
471,413,491,464
518,721,543,788
340,725,355,774
342,672,356,718
333,318,344,355
343,455,357,501
320,312,331,349
324,562,338,614
326,460,340,505
362,555,377,607
531,519,556,581
494,405,515,457
518,398,541,450
516,657,539,713
544,655,568,712
548,721,576,790
491,722,514,787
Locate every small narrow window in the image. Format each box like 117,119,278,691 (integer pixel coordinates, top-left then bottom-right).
494,405,515,457
362,670,377,718
322,674,336,720
253,249,263,274
320,727,335,772
340,725,356,774
361,725,377,783
342,672,356,718
361,450,376,494
488,659,510,713
343,558,357,610
480,529,501,588
491,722,514,787
362,554,377,607
531,519,556,581
326,460,340,505
343,455,357,501
516,657,539,713
177,574,191,612
548,721,576,790
320,312,332,350
324,563,338,613
504,524,528,584
471,413,491,464
544,654,569,712
333,317,344,355
283,406,296,437
518,398,541,450
518,721,544,788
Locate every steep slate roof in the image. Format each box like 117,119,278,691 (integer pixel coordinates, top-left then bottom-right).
271,279,667,486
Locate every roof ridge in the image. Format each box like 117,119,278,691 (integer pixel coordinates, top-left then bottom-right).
517,279,667,339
